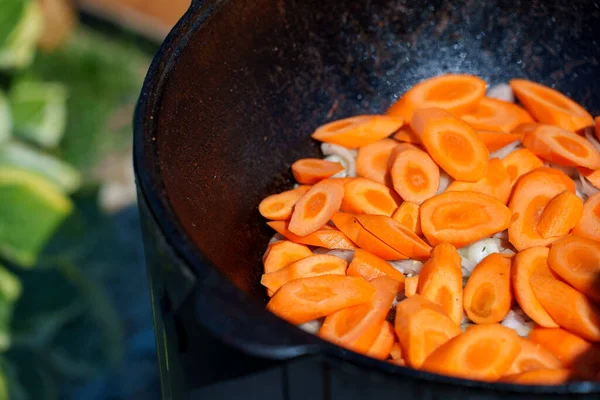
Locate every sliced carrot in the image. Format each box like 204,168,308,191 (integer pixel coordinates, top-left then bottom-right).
331,212,406,260
548,234,600,303
521,124,600,169
329,177,355,187
417,243,463,325
291,159,344,184
346,248,406,283
573,192,600,242
463,253,512,324
461,97,534,133
394,294,461,368
366,321,396,360
530,274,600,342
510,79,594,132
502,369,576,385
266,275,375,324
355,139,399,184
387,142,420,166
258,185,311,220
405,275,419,297
341,177,399,217
537,191,583,239
421,324,521,381
320,276,401,354
261,254,347,294
392,125,421,144
504,337,563,375
411,107,489,181
392,201,422,236
579,168,600,189
355,214,432,261
267,221,356,250
446,158,511,204
390,147,440,204
389,342,404,361
263,240,313,273
420,191,512,248
289,179,344,236
516,166,576,194
501,148,544,187
476,130,522,153
312,115,404,148
387,74,486,120
511,246,559,328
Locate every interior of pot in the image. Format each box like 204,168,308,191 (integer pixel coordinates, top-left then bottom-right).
154,0,600,304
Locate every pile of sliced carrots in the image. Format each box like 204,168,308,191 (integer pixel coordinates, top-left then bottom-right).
258,74,600,385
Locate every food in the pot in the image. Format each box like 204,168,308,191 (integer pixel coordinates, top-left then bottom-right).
258,74,600,384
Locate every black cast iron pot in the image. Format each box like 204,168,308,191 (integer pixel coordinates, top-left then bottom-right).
134,0,600,398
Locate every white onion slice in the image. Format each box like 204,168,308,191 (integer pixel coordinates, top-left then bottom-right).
578,172,598,199
313,248,355,264
585,129,600,153
489,141,522,159
501,309,535,337
437,171,451,194
543,161,578,178
388,259,424,276
486,83,515,103
321,143,357,177
297,319,323,334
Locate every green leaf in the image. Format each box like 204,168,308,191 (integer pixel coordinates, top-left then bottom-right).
0,0,27,49
0,0,43,70
0,264,21,351
0,356,27,400
0,90,10,144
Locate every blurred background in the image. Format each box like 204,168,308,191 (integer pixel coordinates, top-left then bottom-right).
0,0,190,398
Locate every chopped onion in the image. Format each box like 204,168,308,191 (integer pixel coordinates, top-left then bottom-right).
585,129,600,153
486,83,515,103
458,238,506,277
323,155,348,178
388,259,423,276
501,309,535,337
543,161,578,178
321,143,357,177
437,171,451,194
489,141,522,159
297,319,323,334
578,172,598,199
269,233,286,244
314,248,355,264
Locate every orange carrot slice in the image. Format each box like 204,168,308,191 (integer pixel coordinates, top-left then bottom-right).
387,74,486,120
331,212,406,260
516,166,577,194
395,294,461,368
511,246,558,328
420,191,512,248
289,179,344,236
312,115,404,148
463,253,512,324
259,186,311,220
366,321,396,360
573,192,600,242
291,159,344,184
502,369,577,385
446,158,511,204
266,275,375,324
417,243,463,324
411,107,489,181
521,124,600,169
355,139,399,184
510,79,594,132
263,240,313,273
548,234,600,303
268,221,356,250
504,337,563,375
476,130,523,153
537,191,583,239
421,324,521,381
261,254,347,294
341,177,400,216
461,97,534,133
346,248,406,283
320,276,401,354
390,146,440,204
530,274,600,342
579,168,600,189
392,126,421,144
392,201,422,236
501,148,544,187
405,275,419,297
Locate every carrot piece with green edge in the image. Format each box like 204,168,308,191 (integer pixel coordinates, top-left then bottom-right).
347,248,406,283
421,324,521,381
332,212,407,260
341,177,400,217
392,126,421,144
463,253,512,324
510,79,594,132
411,107,489,181
548,234,600,303
320,276,401,354
572,192,600,242
394,294,461,368
501,369,578,385
501,148,544,187
420,191,512,248
390,147,440,204
386,74,486,120
259,185,311,220
504,337,563,375
291,159,344,184
446,158,511,204
267,220,356,250
530,274,600,342
417,243,463,324
476,130,522,153
405,275,419,297
261,254,347,294
579,168,600,189
512,246,559,328
355,139,399,184
366,321,396,360
263,240,313,273
537,191,583,239
355,214,432,261
392,201,422,236
289,179,344,236
461,97,534,133
266,275,375,325
312,115,404,148
521,124,600,169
